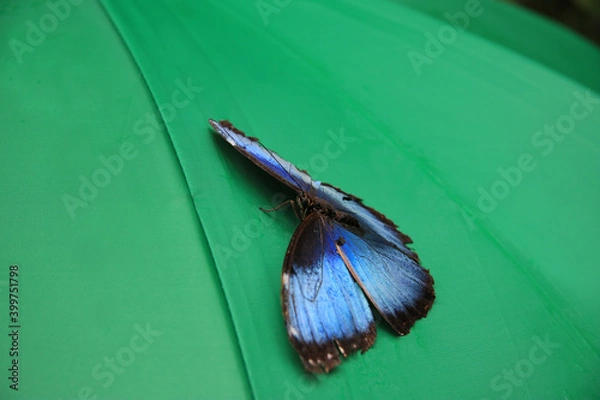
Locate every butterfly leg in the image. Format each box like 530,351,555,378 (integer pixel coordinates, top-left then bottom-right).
259,199,301,218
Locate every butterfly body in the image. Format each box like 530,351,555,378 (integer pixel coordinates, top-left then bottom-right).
210,120,435,373
290,191,360,226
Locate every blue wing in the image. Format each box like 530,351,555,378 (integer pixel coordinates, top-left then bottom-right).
211,119,435,346
332,221,435,335
316,183,419,260
210,120,419,259
282,212,376,373
210,119,313,193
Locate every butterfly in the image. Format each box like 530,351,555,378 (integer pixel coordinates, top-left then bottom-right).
210,120,435,373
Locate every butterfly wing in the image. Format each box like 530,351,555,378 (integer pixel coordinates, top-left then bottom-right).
332,221,435,335
210,119,313,193
315,182,436,333
212,119,434,357
282,212,376,373
316,183,420,260
210,120,423,260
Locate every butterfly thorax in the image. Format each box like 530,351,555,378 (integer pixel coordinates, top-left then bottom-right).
296,193,362,232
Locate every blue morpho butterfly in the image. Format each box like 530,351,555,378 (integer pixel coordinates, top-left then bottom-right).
210,120,435,373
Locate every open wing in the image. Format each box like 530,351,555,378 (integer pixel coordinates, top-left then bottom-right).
282,212,376,373
317,182,419,260
210,119,313,193
332,221,435,335
211,120,422,260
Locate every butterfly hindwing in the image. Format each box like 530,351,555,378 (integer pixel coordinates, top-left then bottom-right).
282,212,376,373
332,221,435,335
210,119,312,193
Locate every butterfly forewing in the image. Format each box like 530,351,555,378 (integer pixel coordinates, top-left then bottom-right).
317,183,418,259
210,119,312,193
282,212,376,373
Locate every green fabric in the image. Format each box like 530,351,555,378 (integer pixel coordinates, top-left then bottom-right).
0,1,249,399
98,0,600,399
2,0,599,399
